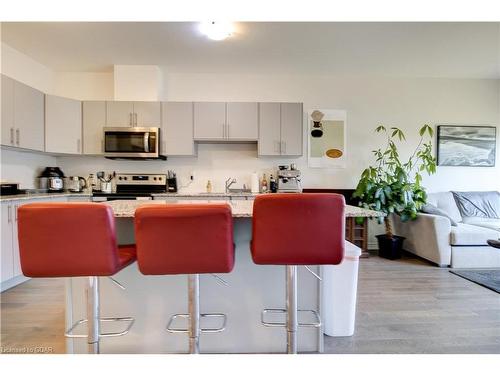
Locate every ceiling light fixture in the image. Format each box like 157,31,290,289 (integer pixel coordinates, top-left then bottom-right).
199,21,233,41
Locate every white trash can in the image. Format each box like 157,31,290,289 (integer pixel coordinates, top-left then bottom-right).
322,241,362,337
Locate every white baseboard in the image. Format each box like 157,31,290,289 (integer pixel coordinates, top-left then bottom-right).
1,275,29,292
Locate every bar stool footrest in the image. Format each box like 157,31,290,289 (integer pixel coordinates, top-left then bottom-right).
166,313,227,333
65,316,135,338
261,308,322,328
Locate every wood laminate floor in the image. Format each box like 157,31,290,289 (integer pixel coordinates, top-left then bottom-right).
1,254,499,354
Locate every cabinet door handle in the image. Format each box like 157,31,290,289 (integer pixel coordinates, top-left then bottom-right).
226,123,230,138
15,205,18,222
101,139,104,153
274,140,280,153
7,205,12,223
10,128,14,145
281,141,286,154
129,113,133,126
134,113,138,126
222,124,225,138
15,129,20,146
77,139,81,153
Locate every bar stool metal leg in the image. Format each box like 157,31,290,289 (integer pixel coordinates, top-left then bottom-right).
86,276,100,354
188,274,200,354
286,265,298,354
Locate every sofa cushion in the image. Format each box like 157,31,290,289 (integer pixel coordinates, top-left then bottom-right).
450,223,499,246
451,191,500,219
462,217,500,232
427,192,462,223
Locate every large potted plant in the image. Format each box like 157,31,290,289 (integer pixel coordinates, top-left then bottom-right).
353,125,436,259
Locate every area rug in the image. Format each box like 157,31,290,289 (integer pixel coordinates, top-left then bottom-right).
450,270,500,293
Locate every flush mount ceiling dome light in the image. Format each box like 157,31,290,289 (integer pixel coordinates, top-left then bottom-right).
199,21,233,41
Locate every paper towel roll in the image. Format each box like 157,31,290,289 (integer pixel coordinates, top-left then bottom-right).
251,172,259,193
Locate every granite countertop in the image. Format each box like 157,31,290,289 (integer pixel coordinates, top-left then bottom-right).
105,199,385,218
152,192,259,198
0,191,91,202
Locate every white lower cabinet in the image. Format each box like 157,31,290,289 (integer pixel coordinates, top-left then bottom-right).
0,196,71,292
1,202,15,284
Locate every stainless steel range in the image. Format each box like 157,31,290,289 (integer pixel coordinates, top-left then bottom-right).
92,173,168,201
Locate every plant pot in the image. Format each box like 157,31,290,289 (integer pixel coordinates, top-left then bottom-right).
376,234,405,260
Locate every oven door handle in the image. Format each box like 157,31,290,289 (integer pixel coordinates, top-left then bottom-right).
144,132,150,153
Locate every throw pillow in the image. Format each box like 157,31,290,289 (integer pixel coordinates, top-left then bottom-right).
452,191,500,219
421,203,458,226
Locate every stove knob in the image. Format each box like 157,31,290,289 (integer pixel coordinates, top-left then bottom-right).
158,177,162,181
153,177,157,181
118,176,122,180
124,177,128,180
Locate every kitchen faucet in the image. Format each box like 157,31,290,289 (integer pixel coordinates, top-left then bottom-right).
225,177,237,193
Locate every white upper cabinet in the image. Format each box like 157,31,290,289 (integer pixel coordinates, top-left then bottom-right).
106,101,160,127
106,101,134,127
82,101,106,155
12,80,45,151
45,95,82,154
133,102,161,126
226,102,258,140
194,102,226,140
1,75,15,147
161,102,195,156
258,102,303,156
258,102,281,156
194,102,258,141
280,103,303,156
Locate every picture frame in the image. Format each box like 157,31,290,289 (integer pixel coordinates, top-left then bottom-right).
436,125,496,167
307,109,347,168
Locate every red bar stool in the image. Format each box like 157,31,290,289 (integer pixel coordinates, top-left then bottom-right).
251,193,345,354
135,203,234,354
17,202,136,354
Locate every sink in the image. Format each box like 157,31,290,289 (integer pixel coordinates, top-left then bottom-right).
195,190,253,196
227,189,252,194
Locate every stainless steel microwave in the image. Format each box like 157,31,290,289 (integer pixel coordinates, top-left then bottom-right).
103,127,159,158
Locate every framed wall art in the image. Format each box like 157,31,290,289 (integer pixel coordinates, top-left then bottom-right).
437,125,496,167
308,109,347,168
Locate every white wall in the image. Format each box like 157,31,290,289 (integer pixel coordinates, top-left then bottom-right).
168,73,500,191
58,73,500,193
54,72,114,100
114,65,163,101
1,42,54,93
0,149,57,188
1,41,499,194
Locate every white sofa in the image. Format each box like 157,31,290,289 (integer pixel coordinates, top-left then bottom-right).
393,192,500,268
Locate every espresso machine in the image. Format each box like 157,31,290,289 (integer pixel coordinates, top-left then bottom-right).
277,165,302,193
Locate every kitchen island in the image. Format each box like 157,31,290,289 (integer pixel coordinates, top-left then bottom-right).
65,200,383,353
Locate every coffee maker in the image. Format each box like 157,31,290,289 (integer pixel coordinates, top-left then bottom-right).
277,165,302,193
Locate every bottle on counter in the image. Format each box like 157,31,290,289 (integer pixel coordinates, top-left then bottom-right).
250,172,260,193
206,180,212,193
269,174,277,193
261,173,268,193
87,174,96,192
